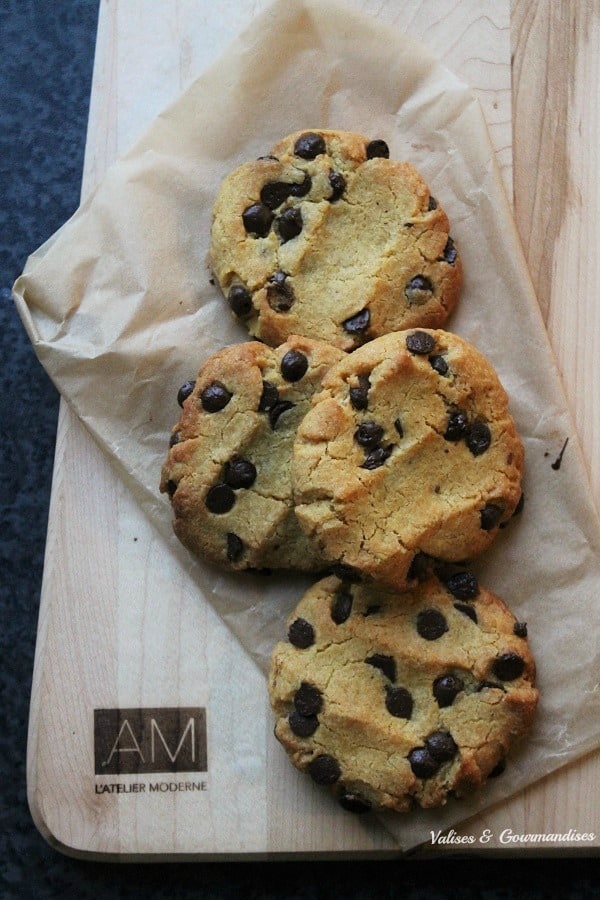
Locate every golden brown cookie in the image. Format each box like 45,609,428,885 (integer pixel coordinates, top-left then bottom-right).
269,572,538,814
160,336,344,572
292,329,524,588
210,129,462,350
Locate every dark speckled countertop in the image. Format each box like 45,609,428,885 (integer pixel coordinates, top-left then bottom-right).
0,2,597,897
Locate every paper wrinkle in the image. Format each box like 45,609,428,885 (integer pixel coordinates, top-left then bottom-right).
12,0,600,850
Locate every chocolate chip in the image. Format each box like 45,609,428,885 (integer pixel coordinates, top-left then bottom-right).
260,181,292,209
428,196,438,211
354,421,384,449
480,503,503,530
258,380,279,411
385,685,413,719
200,381,232,412
328,170,346,201
365,654,396,682
294,132,326,159
177,380,195,407
408,746,440,778
441,236,457,265
277,207,303,242
280,349,309,382
429,354,449,376
308,754,341,784
166,479,177,498
331,586,353,624
228,284,253,318
407,551,434,581
224,456,257,489
513,621,528,638
242,202,274,237
444,409,469,441
288,617,315,648
342,308,370,335
406,330,436,355
394,418,404,438
454,602,478,623
349,374,370,410
466,421,492,456
226,532,244,562
365,139,389,159
426,730,458,762
330,563,362,583
294,682,323,716
269,400,295,429
266,271,295,311
405,276,434,305
289,172,312,197
361,444,394,470
444,571,479,600
416,608,448,640
289,711,319,737
338,792,371,814
433,674,464,708
205,483,236,514
492,652,525,681
169,430,181,447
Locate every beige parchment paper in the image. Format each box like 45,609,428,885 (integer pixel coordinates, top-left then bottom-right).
13,0,600,849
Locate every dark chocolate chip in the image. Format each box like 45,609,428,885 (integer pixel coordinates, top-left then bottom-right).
338,792,371,814
224,456,257,490
361,444,394,470
308,754,341,785
228,284,253,318
177,380,195,407
200,381,232,412
294,132,326,159
277,207,303,242
416,608,448,640
408,746,440,778
331,586,353,624
269,400,295,429
385,685,413,719
407,551,434,581
343,308,370,335
328,170,346,201
492,652,525,682
466,421,492,456
242,202,274,237
266,271,295,311
454,602,478,623
226,532,244,562
428,196,438,211
288,617,315,648
289,172,312,197
480,503,503,531
444,571,479,600
489,758,507,778
289,711,319,737
405,276,434,305
349,374,371,410
365,654,396,682
433,674,464,708
441,236,458,265
294,682,323,717
260,180,292,209
166,479,178,498
426,730,458,762
354,421,384,449
513,621,528,638
169,430,181,447
444,410,469,441
429,354,449,376
258,380,279,411
406,330,436,355
394,418,404,438
280,349,309,382
205,482,236,514
365,138,390,159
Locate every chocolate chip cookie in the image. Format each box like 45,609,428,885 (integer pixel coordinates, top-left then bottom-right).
160,336,344,571
269,572,538,813
210,129,462,350
292,329,524,588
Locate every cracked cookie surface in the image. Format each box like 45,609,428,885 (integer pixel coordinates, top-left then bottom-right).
210,129,462,350
160,336,344,572
292,329,524,588
268,573,538,813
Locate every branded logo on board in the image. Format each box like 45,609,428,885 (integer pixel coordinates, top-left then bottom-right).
94,708,207,775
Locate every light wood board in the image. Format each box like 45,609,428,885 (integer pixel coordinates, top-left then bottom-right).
26,0,600,858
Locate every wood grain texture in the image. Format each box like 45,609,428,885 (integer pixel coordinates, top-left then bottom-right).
26,0,599,857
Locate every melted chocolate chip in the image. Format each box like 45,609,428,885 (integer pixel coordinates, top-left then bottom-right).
177,380,195,407
365,139,389,159
365,654,396,682
426,730,458,762
349,374,370,410
260,180,292,209
258,380,279,412
444,409,469,441
405,276,434,305
331,586,353,624
289,711,319,737
277,207,303,242
242,202,273,237
288,617,315,648
200,381,232,412
445,571,479,600
492,652,525,681
513,621,528,638
228,284,253,318
294,682,323,716
416,608,448,640
385,685,413,719
289,172,312,197
466,421,492,456
406,330,436,355
430,354,449,376
226,532,244,562
294,132,326,159
408,746,440,779
454,602,478,623
354,421,384,449
361,444,394,470
269,400,295,429
433,674,464,708
480,503,503,531
266,271,295,311
441,236,458,265
338,792,371,814
280,349,309,382
328,170,346,201
205,483,236,514
224,456,257,490
308,754,341,784
343,308,370,335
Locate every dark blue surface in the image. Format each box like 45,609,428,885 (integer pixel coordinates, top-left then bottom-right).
1,1,598,896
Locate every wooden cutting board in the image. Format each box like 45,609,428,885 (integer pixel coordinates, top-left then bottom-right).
27,0,600,857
